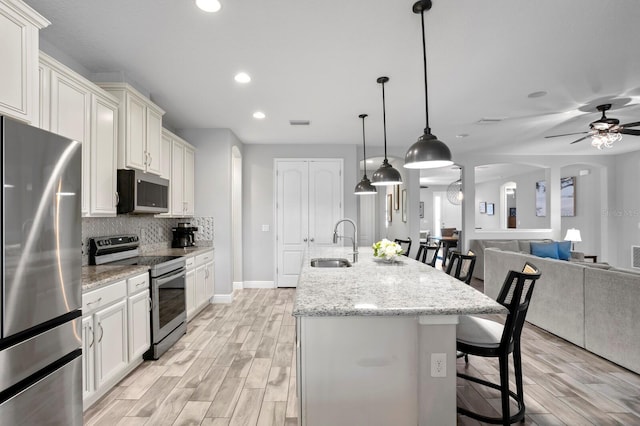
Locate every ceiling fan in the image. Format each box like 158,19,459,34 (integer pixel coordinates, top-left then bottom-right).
545,104,640,149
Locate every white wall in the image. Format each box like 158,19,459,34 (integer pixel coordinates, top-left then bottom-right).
242,144,358,282
178,128,244,297
613,150,640,269
559,164,602,258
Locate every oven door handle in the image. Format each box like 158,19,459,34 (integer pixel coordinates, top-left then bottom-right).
154,268,186,286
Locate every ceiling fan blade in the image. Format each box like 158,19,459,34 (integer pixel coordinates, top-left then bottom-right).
544,131,589,139
620,129,640,136
570,135,591,144
620,121,640,128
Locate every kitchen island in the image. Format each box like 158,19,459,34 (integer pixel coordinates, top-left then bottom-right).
293,247,506,426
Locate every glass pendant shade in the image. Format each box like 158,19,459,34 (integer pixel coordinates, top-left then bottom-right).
371,76,402,186
404,0,454,169
404,131,453,169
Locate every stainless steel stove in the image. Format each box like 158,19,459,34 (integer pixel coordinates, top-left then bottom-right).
89,235,187,359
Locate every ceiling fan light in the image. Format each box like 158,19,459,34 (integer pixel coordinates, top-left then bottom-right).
196,0,221,12
371,159,403,186
404,131,453,169
354,176,377,195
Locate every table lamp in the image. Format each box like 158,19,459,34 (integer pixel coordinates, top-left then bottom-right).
564,228,582,251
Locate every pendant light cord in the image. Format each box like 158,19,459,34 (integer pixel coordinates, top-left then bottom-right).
381,81,388,160
361,115,368,176
421,9,430,134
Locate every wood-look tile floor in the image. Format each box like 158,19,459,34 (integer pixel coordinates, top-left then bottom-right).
84,286,640,426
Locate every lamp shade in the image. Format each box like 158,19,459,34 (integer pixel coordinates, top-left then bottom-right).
564,228,582,242
354,176,377,195
404,131,453,169
371,159,403,186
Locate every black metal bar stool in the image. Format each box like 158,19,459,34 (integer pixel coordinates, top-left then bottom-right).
456,262,541,424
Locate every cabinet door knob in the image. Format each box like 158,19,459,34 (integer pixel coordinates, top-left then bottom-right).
303,238,308,242
310,238,315,242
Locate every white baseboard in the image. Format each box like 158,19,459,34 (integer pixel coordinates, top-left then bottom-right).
233,281,244,290
243,280,275,289
212,293,233,304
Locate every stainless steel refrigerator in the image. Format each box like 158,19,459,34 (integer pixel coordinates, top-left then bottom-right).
0,116,82,424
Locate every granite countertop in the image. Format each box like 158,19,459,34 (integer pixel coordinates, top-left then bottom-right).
82,265,150,292
293,246,507,317
82,243,214,291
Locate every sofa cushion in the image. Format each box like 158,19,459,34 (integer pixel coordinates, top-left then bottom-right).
531,242,559,259
484,240,520,253
557,241,571,260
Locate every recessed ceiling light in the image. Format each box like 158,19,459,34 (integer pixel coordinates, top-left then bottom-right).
527,90,547,98
234,72,251,83
456,133,469,138
196,0,221,13
253,111,265,119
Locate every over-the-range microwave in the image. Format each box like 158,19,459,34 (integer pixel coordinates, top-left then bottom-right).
117,169,169,214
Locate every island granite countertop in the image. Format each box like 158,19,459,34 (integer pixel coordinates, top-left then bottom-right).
293,246,507,317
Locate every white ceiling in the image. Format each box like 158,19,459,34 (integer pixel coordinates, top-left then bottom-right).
25,0,640,157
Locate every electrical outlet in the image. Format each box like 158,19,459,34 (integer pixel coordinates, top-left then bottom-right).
431,353,446,378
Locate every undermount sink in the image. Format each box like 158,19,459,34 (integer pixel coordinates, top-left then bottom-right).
310,258,352,268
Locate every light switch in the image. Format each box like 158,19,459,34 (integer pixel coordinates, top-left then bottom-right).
262,225,270,232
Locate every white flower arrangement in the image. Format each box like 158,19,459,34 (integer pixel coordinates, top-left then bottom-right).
372,238,403,261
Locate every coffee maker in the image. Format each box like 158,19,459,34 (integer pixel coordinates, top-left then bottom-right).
172,223,198,248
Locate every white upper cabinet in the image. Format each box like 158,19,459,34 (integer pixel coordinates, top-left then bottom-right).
90,94,118,216
0,0,49,124
161,128,195,217
99,83,165,176
39,52,119,217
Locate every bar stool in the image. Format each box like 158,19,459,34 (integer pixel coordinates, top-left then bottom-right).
415,240,440,267
445,250,476,284
456,262,541,424
394,238,412,257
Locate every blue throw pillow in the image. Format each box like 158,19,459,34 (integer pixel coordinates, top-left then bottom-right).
530,242,559,259
557,241,571,260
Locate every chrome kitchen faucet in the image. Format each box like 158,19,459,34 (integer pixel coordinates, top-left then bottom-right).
332,218,358,263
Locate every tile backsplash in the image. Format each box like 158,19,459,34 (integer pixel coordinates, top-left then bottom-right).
82,215,213,263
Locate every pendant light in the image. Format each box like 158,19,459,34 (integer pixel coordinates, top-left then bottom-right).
371,76,403,186
404,0,453,169
354,114,377,195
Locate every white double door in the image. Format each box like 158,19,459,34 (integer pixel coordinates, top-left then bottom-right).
276,159,343,287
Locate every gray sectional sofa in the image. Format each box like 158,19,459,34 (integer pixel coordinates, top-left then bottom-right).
468,238,557,280
484,248,640,374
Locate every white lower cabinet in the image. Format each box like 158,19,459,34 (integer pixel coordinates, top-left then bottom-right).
94,299,128,390
127,272,150,361
185,266,197,320
82,273,150,410
186,250,215,322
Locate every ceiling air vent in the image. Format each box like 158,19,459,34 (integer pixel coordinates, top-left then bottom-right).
476,118,505,125
632,245,640,269
289,120,311,126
